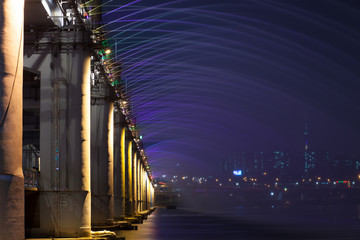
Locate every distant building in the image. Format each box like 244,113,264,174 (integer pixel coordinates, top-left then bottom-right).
272,151,290,171
219,153,244,176
221,151,279,177
253,151,265,174
304,118,313,175
304,151,316,175
331,154,360,178
305,151,331,177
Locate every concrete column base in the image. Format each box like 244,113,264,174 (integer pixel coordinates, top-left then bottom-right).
92,195,114,225
125,199,134,217
114,196,126,220
0,175,24,240
29,191,91,238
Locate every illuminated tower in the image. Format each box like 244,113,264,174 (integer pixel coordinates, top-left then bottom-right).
304,118,315,175
304,119,309,151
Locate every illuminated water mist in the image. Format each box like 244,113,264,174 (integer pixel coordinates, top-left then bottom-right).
98,0,360,176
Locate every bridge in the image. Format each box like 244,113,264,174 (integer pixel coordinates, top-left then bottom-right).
0,1,155,239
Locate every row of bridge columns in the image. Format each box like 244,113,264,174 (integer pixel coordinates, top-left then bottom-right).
0,1,154,239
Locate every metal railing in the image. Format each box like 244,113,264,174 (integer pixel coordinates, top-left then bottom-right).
23,168,40,190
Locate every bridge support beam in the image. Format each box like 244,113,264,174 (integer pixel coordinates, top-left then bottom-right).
114,110,126,220
23,31,91,237
91,85,114,225
0,1,25,239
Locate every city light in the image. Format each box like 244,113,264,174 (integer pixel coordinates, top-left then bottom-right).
105,49,111,54
233,170,242,176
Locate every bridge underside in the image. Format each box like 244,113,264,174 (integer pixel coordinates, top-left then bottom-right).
0,1,154,239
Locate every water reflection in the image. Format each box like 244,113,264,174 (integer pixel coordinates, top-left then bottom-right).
117,204,360,240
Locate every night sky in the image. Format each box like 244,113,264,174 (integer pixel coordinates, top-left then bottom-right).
100,0,360,176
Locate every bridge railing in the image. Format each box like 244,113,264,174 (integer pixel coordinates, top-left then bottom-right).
23,168,40,190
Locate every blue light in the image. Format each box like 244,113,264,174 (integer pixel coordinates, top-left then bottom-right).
233,170,242,176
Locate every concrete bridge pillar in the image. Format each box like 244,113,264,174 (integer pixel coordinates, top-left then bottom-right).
133,150,138,214
148,176,152,209
23,31,91,237
147,176,151,209
0,1,25,239
143,173,147,210
144,169,149,210
150,181,155,208
91,83,114,225
138,162,143,212
139,157,143,211
135,151,140,213
114,109,126,220
125,137,134,216
142,165,147,211
141,166,145,211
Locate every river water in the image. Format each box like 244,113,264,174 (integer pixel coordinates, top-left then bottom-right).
116,203,360,240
